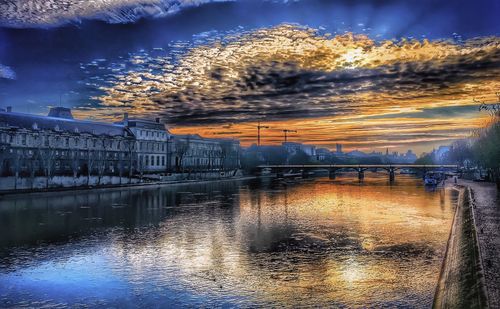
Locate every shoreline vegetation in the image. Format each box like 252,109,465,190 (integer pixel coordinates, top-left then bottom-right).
417,95,500,189
434,184,488,308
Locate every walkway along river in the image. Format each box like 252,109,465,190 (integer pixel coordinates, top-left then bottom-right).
0,174,460,307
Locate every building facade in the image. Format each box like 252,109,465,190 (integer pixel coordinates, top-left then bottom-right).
171,134,240,173
0,107,136,181
0,107,240,183
116,114,171,174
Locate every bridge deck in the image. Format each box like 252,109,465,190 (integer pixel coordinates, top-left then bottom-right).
259,164,458,169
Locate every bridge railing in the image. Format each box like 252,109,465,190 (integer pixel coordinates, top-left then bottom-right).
258,164,459,169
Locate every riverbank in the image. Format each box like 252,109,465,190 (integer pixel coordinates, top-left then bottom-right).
0,175,259,198
434,180,499,308
433,184,487,308
462,180,500,308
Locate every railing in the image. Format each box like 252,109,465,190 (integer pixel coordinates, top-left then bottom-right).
259,164,458,169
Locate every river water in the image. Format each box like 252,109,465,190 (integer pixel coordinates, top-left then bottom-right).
0,175,456,308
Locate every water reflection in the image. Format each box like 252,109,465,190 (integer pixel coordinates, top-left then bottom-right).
0,175,456,307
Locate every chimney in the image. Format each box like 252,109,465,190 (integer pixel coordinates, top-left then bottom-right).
6,106,12,112
155,117,160,123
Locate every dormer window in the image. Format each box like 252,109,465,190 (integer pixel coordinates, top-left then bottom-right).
54,125,60,131
32,122,39,130
74,127,79,133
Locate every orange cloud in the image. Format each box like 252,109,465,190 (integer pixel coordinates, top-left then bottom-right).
75,24,500,153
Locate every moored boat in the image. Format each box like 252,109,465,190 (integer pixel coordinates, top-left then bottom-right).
424,171,444,186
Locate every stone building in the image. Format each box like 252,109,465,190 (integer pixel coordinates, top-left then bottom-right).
0,107,136,183
170,134,240,173
0,107,240,186
115,114,171,174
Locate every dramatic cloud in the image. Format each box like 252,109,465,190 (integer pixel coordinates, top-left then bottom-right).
72,24,499,152
0,0,232,28
91,25,500,124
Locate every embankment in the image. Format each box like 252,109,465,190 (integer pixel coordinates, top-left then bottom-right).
433,186,488,308
0,170,247,196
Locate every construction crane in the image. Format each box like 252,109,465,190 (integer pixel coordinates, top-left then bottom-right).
282,129,297,143
257,122,269,146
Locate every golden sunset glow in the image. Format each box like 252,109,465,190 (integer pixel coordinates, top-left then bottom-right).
70,24,500,153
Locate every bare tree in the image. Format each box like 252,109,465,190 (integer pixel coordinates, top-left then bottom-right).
473,92,500,186
12,148,20,190
117,140,124,185
70,148,80,186
137,154,145,181
28,135,40,190
174,137,190,173
475,92,500,117
128,140,136,183
86,138,96,186
95,138,110,185
38,134,55,189
219,140,236,172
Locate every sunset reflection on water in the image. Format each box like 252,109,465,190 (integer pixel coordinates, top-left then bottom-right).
0,175,455,307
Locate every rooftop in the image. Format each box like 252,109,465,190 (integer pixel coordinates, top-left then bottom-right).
0,108,130,137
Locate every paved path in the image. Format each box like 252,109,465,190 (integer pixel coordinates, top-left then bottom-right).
460,180,500,308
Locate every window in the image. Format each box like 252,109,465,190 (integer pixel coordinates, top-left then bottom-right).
162,156,165,166
156,156,160,166
146,155,149,166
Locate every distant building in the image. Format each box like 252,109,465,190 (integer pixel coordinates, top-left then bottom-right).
170,134,240,173
336,143,343,154
347,150,368,158
404,150,417,163
316,148,332,161
282,142,316,157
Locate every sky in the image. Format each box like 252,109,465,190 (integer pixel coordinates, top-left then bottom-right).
0,0,499,154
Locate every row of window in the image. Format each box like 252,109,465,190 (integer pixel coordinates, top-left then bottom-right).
9,148,130,159
139,155,166,167
137,129,168,140
139,141,166,152
4,160,133,173
1,132,132,150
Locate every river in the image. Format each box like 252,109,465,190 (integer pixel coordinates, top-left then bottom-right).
0,174,457,307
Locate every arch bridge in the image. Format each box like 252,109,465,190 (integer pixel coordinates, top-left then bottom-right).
259,164,459,182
